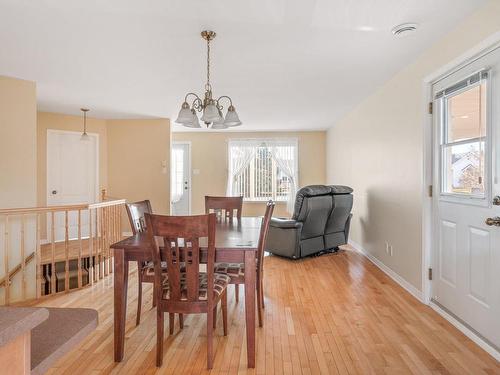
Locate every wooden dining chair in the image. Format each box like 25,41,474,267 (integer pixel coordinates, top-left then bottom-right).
205,196,244,300
125,200,153,325
144,213,230,368
214,200,275,327
205,196,243,220
126,200,182,327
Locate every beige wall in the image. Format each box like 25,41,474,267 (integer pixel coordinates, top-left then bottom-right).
0,76,37,208
107,119,171,231
0,75,37,302
326,0,500,291
172,131,326,218
37,112,108,207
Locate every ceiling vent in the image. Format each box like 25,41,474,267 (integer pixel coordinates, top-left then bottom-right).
391,23,418,37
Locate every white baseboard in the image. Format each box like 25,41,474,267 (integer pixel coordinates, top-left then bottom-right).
348,240,423,302
430,302,500,362
348,239,500,361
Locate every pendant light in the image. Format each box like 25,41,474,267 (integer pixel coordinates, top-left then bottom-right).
80,108,90,141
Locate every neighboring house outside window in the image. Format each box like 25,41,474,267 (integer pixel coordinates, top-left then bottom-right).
227,139,298,213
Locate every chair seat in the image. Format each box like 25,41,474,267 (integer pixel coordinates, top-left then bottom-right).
214,262,245,278
161,272,230,301
143,261,186,277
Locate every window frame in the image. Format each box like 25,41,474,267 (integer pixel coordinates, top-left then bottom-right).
437,71,492,206
227,138,299,203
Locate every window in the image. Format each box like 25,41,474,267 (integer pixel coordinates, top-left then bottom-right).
437,71,488,198
171,146,184,203
227,139,298,203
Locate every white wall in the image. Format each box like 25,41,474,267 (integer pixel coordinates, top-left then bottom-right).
326,0,500,291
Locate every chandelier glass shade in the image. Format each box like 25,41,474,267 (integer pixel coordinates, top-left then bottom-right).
175,30,242,129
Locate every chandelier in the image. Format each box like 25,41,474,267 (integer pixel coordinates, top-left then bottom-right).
175,30,242,129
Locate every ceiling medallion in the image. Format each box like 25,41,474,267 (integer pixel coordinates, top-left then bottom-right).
175,30,242,129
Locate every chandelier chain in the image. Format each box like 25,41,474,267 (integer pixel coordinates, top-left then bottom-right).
206,38,211,91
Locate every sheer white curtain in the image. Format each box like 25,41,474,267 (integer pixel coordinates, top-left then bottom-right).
266,140,298,214
226,140,258,196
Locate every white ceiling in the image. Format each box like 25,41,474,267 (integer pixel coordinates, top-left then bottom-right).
0,0,486,132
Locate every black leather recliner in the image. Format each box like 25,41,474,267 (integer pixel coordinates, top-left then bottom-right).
266,185,353,259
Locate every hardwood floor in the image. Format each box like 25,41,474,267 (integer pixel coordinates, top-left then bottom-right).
27,246,499,374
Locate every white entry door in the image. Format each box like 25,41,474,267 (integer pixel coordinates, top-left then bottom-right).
432,47,500,350
47,130,99,241
171,142,191,215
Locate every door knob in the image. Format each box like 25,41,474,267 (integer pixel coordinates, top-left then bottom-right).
51,190,57,195
485,217,500,226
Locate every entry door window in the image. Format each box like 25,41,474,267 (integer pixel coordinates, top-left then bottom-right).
438,72,488,198
171,147,185,204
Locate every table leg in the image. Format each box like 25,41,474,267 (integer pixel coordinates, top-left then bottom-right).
244,251,256,368
114,249,129,362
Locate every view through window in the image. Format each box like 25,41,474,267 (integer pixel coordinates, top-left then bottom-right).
228,140,298,202
441,82,487,197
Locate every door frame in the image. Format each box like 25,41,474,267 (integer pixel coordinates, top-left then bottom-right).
421,31,500,360
46,129,100,206
171,141,192,215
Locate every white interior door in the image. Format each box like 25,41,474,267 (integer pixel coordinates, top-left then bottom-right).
432,47,500,350
171,142,191,215
47,130,98,241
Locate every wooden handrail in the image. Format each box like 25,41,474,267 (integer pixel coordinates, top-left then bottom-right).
0,199,125,215
0,252,35,287
88,199,126,209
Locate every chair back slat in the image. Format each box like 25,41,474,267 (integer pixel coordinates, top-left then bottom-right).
145,213,216,305
125,200,153,234
257,201,275,272
184,238,200,301
205,196,243,221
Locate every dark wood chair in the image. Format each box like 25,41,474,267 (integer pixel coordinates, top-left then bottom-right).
126,200,174,326
144,213,229,368
205,196,244,300
205,196,243,221
214,200,274,326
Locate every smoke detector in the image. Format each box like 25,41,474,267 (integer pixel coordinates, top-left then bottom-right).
391,23,418,37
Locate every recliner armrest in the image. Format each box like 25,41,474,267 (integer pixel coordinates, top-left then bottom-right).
270,218,302,229
267,218,303,259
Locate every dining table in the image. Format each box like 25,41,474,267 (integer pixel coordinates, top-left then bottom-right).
110,216,262,368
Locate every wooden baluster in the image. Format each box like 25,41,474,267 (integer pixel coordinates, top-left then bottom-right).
78,209,82,289
4,216,10,305
111,205,116,273
107,206,111,274
89,208,94,285
51,211,56,294
97,207,102,279
36,213,42,298
119,204,122,239
103,206,108,276
21,215,26,300
64,211,69,292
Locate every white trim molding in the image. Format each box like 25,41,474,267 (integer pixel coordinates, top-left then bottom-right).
348,240,423,302
419,32,500,362
430,302,500,362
